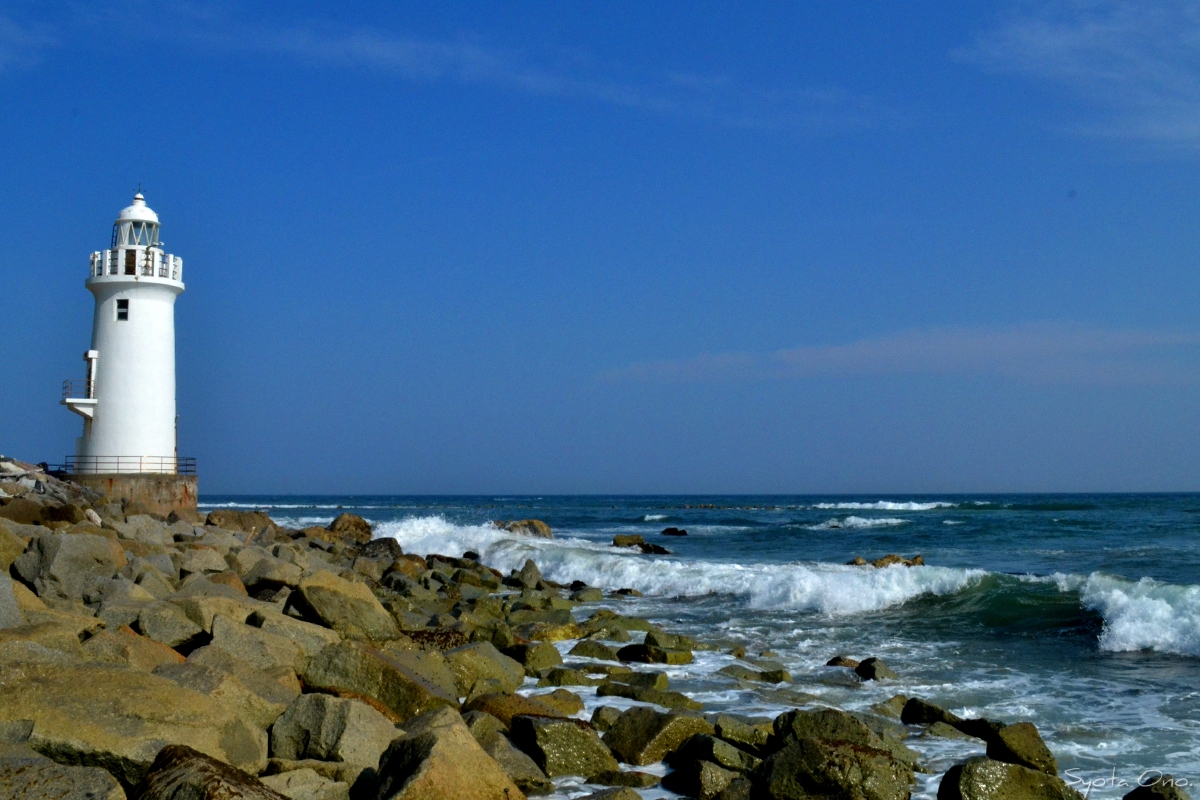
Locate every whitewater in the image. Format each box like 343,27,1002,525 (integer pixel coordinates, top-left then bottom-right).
214,493,1200,798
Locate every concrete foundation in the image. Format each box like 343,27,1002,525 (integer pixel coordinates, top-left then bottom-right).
69,473,197,516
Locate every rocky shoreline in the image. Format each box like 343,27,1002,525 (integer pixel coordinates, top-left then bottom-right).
0,458,1188,800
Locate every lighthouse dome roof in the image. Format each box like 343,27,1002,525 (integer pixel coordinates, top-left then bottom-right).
116,193,159,224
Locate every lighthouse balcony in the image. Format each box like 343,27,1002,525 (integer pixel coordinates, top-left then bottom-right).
61,379,97,419
61,455,197,476
89,248,183,283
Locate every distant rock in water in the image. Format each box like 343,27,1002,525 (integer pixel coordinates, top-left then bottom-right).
661,527,687,536
847,554,925,568
826,656,860,669
612,535,670,555
855,657,898,681
493,519,553,538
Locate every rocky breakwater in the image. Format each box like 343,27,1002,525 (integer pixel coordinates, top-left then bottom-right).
0,492,1178,800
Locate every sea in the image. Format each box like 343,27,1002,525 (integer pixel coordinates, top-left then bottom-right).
201,494,1200,799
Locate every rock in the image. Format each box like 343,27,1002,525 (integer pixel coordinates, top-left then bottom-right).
0,573,26,629
609,670,669,690
571,587,604,602
924,722,976,740
137,601,204,649
0,662,267,787
206,509,276,534
616,643,694,665
179,546,229,577
0,524,26,571
531,688,585,716
463,693,564,727
359,537,403,560
954,718,1009,742
662,527,688,536
902,698,963,726
463,711,554,795
270,693,400,768
322,513,372,545
986,722,1058,775
826,655,860,668
245,557,305,592
753,736,914,800
170,593,266,632
503,641,563,675
494,520,553,538
595,681,703,711
591,706,622,733
1125,777,1195,800
713,715,773,757
576,790,642,800
134,744,285,800
375,706,526,800
872,695,910,719
603,706,714,766
570,640,620,661
612,534,645,548
442,641,525,695
0,760,126,800
249,610,343,662
938,756,1083,800
593,770,661,787
154,661,288,731
719,664,791,683
668,734,762,773
185,645,302,709
12,532,121,602
855,657,898,680
301,641,457,724
773,709,919,767
293,570,401,641
260,768,350,800
81,626,185,672
211,613,306,673
537,667,600,687
509,714,618,779
511,559,544,590
663,759,739,800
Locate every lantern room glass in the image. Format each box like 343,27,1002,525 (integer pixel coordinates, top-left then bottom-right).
110,221,161,248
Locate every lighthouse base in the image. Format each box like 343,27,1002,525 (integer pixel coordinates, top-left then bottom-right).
68,473,198,517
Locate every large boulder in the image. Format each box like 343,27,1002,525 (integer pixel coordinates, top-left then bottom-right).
442,641,525,695
494,520,553,538
938,757,1083,800
0,661,267,787
184,646,302,709
250,609,343,662
301,641,457,724
0,759,126,800
137,601,204,649
462,693,565,728
260,767,350,800
661,759,739,800
0,572,27,629
81,626,185,672
210,614,307,673
206,509,276,534
773,708,919,767
135,744,286,800
463,710,554,795
509,714,618,779
667,734,762,773
0,524,27,570
374,707,526,800
753,737,914,800
270,693,400,768
603,706,714,766
154,661,289,731
294,570,401,641
12,532,122,602
986,722,1058,775
1124,777,1194,800
503,641,563,676
901,698,962,726
326,513,373,545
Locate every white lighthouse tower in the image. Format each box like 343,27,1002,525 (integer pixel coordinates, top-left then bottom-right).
62,193,189,476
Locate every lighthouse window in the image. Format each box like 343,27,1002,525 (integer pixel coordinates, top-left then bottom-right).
124,250,136,275
116,299,129,321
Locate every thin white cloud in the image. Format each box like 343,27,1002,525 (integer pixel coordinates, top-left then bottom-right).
0,14,56,73
607,323,1200,385
960,1,1200,145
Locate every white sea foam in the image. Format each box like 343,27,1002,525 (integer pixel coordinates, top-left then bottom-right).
811,501,958,511
376,515,983,616
1079,574,1200,656
643,514,668,521
806,516,908,530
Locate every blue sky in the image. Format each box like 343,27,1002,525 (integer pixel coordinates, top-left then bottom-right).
3,1,1200,493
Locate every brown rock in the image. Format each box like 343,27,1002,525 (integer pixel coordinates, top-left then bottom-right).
300,640,457,724
938,756,1082,800
603,706,714,766
134,744,286,799
206,509,276,534
462,693,565,728
509,714,618,779
81,626,185,672
986,722,1058,775
294,570,401,641
494,520,553,538
326,513,373,545
0,759,126,800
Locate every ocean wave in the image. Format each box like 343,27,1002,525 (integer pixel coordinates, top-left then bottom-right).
376,515,982,615
811,501,958,511
806,516,908,530
643,514,668,521
1079,574,1200,656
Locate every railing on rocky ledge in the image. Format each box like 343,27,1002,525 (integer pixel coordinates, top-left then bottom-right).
61,456,197,475
62,379,94,400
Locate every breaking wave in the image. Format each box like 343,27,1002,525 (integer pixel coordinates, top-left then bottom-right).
811,501,958,511
375,515,983,616
1079,574,1200,656
806,516,908,530
643,514,668,521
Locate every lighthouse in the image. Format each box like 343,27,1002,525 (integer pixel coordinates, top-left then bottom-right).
61,193,196,507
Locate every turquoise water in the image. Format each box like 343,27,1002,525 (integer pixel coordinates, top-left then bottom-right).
203,494,1200,798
